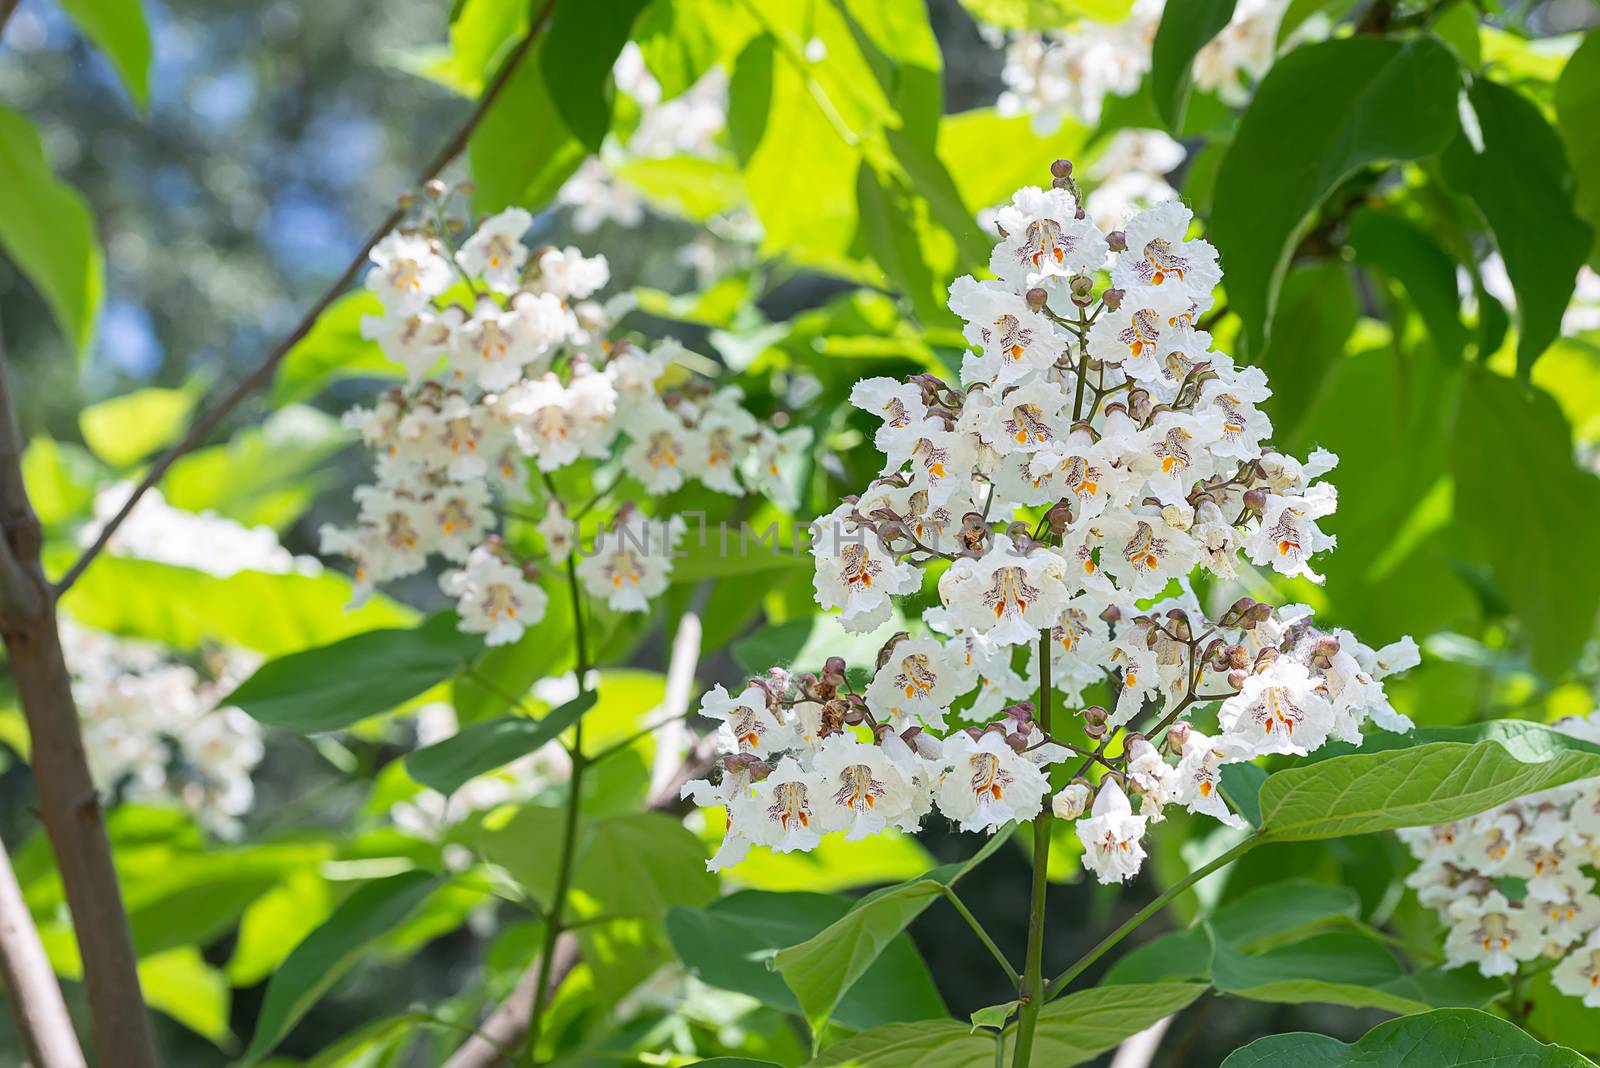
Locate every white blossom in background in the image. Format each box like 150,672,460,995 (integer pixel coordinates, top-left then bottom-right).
682,173,1416,880
1401,710,1600,1004
82,483,316,578
63,619,264,838
323,197,794,634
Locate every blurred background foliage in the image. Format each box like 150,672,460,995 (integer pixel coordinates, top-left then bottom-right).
6,0,1600,1064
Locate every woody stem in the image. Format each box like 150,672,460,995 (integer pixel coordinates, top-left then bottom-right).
1010,628,1055,1068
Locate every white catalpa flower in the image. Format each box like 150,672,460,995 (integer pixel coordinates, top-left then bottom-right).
440,544,547,646
1077,778,1149,884
1217,659,1335,757
1246,484,1338,583
1444,891,1543,977
698,683,790,758
456,207,533,292
536,246,610,301
1173,729,1248,828
949,277,1064,387
1052,781,1091,819
576,512,685,612
538,500,575,563
989,185,1109,288
865,636,965,730
811,502,920,633
366,232,451,313
1112,201,1222,306
938,535,1070,647
936,729,1052,833
745,756,824,854
1553,930,1600,1007
814,734,923,839
362,307,451,381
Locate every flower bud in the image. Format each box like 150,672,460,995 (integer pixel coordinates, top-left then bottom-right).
1069,273,1095,307
1246,601,1274,626
1045,500,1074,535
1165,721,1192,755
1106,230,1127,253
1052,781,1091,819
1050,158,1073,179
423,179,447,199
1003,700,1035,724
1026,286,1049,312
876,632,910,671
1243,487,1267,515
823,655,847,679
1006,730,1030,753
1227,668,1249,690
1101,287,1124,310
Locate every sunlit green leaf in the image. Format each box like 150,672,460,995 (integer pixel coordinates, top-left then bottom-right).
469,38,587,212
1149,0,1235,129
405,691,596,795
0,106,104,357
140,947,233,1047
270,291,401,405
1557,30,1600,266
58,0,153,109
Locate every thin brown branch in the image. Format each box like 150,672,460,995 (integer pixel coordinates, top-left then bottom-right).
0,322,158,1068
1,832,88,1068
55,0,560,596
0,0,20,37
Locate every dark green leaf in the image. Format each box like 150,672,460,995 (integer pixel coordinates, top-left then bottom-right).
1348,208,1471,364
1209,35,1458,352
1557,30,1600,266
1149,0,1236,129
0,105,104,356
1219,1008,1592,1067
1453,372,1600,676
241,871,440,1064
405,691,597,795
667,890,946,1033
227,613,483,731
1442,78,1593,378
1210,880,1359,952
1249,262,1357,439
541,0,653,151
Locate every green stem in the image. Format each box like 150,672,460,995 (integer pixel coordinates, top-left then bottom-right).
1010,629,1055,1068
521,551,592,1066
942,887,1020,986
1043,837,1257,1001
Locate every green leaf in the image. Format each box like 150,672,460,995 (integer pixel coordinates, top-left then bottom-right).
632,0,757,101
1557,31,1600,266
0,106,104,356
1209,35,1459,352
687,1061,785,1068
666,890,946,1034
1211,930,1440,1014
1442,77,1593,378
226,613,482,731
1149,0,1235,129
1249,262,1357,439
78,386,199,468
270,291,401,405
405,691,597,795
1219,1008,1593,1067
473,807,715,919
1101,926,1213,985
955,0,1133,30
1256,721,1600,841
241,871,440,1064
611,156,745,221
161,405,344,531
773,829,1011,1036
20,436,103,526
451,582,573,723
1348,208,1471,364
468,37,587,212
1453,371,1600,677
806,982,1206,1068
411,0,528,97
58,0,153,109
55,554,415,656
970,1000,1022,1032
140,947,233,1047
1209,880,1359,952
937,108,1088,217
540,0,653,151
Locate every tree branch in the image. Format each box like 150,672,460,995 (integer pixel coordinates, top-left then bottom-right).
0,322,159,1068
54,0,560,596
1,832,88,1068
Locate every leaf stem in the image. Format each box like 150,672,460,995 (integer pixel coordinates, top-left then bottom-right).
1010,628,1055,1068
1043,836,1257,1001
521,549,592,1066
942,887,1019,986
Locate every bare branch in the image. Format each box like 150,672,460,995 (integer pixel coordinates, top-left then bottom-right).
55,0,560,595
1,832,88,1068
0,323,159,1067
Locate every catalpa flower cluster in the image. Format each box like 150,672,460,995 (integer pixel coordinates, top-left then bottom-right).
685,168,1418,883
1400,714,1600,1006
319,186,810,643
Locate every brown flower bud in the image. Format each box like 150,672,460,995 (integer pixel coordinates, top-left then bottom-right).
1069,273,1095,307
423,179,447,199
1243,487,1267,515
1050,158,1074,179
1045,500,1074,534
1106,230,1127,252
1101,287,1124,310
1165,721,1192,755
1026,286,1049,311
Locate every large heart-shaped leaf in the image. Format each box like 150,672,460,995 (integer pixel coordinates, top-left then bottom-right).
1219,1007,1593,1066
